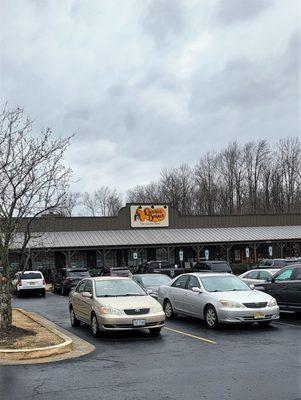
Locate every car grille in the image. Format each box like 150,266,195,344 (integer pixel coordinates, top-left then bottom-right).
124,308,150,315
243,302,268,308
103,321,164,329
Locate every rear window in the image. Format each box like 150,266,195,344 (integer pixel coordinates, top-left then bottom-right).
69,270,90,278
21,273,42,280
211,263,232,273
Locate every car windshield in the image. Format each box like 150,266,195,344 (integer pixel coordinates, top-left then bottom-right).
69,271,90,278
201,275,250,292
140,275,171,287
95,279,147,297
20,273,42,279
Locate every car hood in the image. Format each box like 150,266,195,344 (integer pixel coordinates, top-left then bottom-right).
95,295,159,309
208,290,273,303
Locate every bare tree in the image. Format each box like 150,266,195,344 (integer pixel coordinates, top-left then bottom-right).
58,191,82,216
0,106,72,328
82,187,122,216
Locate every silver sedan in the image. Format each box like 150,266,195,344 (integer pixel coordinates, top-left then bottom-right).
157,273,279,328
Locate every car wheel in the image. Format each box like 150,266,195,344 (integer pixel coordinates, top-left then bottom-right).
41,290,46,298
70,307,80,327
149,328,161,336
61,285,66,296
91,313,100,337
164,300,176,319
204,305,219,329
17,290,22,298
257,321,271,327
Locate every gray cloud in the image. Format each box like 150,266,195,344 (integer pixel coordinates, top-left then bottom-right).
217,0,272,24
0,0,300,194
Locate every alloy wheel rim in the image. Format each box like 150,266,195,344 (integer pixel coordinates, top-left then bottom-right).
92,317,98,334
165,302,172,318
206,309,216,326
70,310,75,325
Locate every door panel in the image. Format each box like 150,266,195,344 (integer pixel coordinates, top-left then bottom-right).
169,275,189,312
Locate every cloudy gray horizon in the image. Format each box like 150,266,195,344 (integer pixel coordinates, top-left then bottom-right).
1,0,300,196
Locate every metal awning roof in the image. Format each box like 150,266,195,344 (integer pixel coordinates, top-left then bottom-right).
12,225,301,249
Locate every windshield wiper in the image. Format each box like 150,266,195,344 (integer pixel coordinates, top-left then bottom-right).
123,293,145,296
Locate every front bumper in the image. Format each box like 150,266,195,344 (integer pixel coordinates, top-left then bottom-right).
96,311,166,331
217,305,279,324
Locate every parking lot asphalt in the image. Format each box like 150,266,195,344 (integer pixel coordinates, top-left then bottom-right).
1,293,300,400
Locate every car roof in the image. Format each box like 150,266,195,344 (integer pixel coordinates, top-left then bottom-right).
92,276,132,281
21,270,43,274
243,268,280,274
186,272,232,278
134,273,171,277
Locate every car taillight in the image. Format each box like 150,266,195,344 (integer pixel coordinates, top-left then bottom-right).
18,280,22,286
42,279,45,285
65,277,72,284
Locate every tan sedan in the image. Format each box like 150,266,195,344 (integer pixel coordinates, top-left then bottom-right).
69,277,165,337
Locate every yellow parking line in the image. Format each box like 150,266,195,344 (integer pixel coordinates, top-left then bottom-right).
164,327,217,344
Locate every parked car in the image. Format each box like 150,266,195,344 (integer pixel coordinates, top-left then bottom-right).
53,268,91,295
14,270,46,297
239,268,280,286
101,267,132,277
157,273,279,328
139,260,184,277
255,264,301,314
69,277,165,336
133,273,172,299
256,258,300,269
192,260,233,274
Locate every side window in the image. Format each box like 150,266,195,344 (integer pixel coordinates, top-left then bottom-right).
245,271,259,279
186,276,200,290
76,280,87,293
171,275,189,289
274,268,293,282
84,280,93,294
259,271,270,280
265,260,273,266
292,268,301,281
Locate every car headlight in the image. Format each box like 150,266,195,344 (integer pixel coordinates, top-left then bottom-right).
97,306,124,316
219,300,244,308
151,302,163,313
268,298,277,307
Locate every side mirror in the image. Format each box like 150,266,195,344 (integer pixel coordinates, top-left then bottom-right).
192,287,202,293
81,291,92,298
146,288,153,295
250,284,255,290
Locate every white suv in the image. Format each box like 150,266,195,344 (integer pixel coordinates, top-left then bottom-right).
14,271,46,297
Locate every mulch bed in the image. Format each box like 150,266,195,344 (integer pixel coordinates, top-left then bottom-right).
0,326,35,349
0,309,64,350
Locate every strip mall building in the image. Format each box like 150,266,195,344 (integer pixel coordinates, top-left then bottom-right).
10,204,301,271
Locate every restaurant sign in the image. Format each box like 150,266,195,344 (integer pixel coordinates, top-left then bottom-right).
130,205,169,228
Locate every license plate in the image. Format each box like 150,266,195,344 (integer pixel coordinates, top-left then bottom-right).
29,282,36,286
133,319,146,327
254,312,265,319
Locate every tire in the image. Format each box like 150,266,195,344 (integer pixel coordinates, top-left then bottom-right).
41,290,46,298
61,285,67,296
257,321,271,327
204,305,219,329
70,307,81,327
91,313,100,337
163,299,177,319
17,290,22,298
149,328,161,336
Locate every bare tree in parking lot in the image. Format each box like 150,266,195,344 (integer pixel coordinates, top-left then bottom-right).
57,191,82,216
0,106,72,329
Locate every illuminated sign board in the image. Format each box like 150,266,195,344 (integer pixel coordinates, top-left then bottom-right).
130,205,169,228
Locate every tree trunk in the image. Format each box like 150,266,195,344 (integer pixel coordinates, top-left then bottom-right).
0,278,12,329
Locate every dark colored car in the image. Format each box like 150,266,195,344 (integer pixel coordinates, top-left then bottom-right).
192,260,233,274
139,260,185,278
53,268,91,295
101,267,132,277
255,264,301,314
133,273,172,299
256,258,300,269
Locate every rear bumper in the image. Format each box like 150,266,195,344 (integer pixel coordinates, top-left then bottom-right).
96,311,166,331
18,288,45,295
217,305,279,323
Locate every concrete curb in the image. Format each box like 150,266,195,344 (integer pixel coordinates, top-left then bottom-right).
0,308,72,361
0,309,95,365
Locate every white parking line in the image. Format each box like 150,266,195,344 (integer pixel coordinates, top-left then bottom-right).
164,327,217,344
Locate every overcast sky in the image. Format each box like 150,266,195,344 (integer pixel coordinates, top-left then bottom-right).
1,0,300,196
